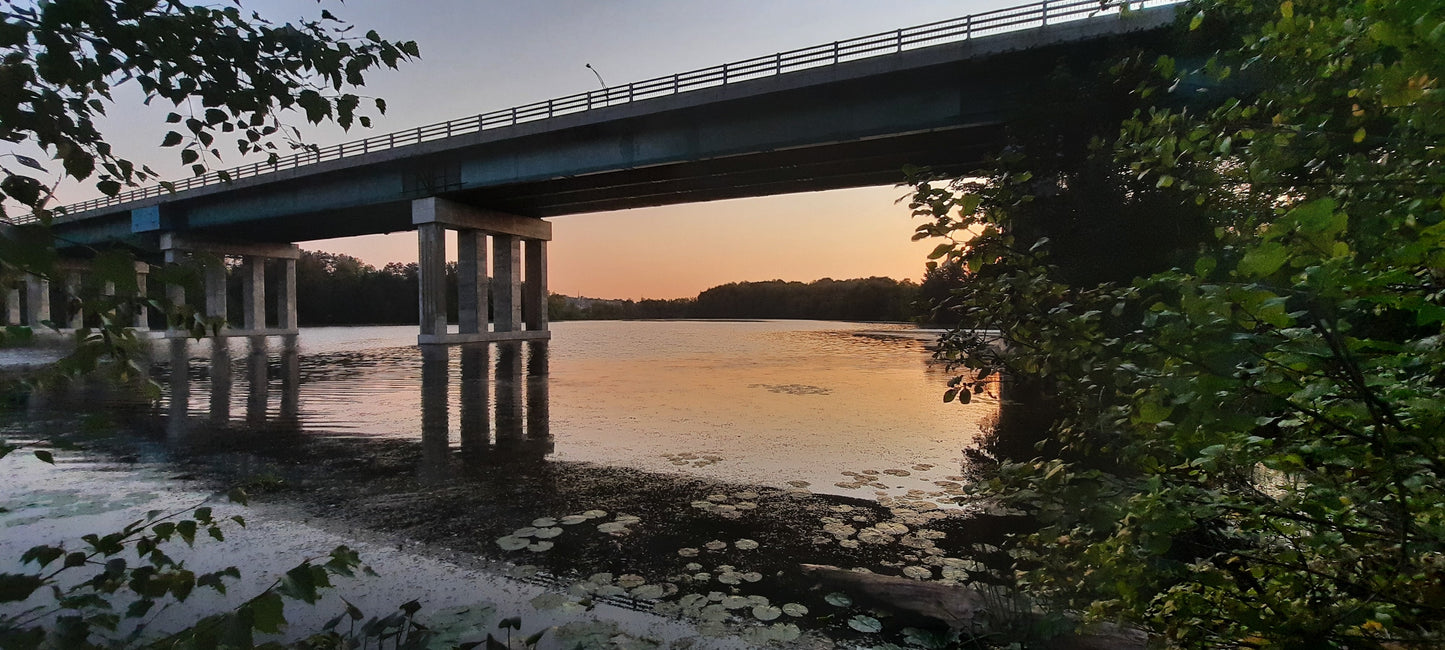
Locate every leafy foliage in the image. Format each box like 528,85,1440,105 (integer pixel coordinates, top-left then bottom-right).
915,0,1445,645
0,0,418,223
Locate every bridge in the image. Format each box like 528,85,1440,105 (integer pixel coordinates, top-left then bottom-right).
14,0,1180,345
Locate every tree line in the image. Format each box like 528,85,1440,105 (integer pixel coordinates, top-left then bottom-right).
276,250,929,325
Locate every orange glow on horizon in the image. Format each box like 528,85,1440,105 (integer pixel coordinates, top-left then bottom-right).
307,185,936,300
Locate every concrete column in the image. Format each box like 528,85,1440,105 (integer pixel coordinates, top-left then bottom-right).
524,239,548,331
6,288,20,325
417,223,448,336
242,257,266,332
65,271,83,329
204,259,227,327
133,262,150,331
25,274,49,327
456,230,488,334
493,234,522,332
276,258,298,331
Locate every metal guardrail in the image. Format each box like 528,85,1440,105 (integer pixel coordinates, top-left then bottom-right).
41,0,1176,221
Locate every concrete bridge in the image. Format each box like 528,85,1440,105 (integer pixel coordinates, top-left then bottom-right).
15,0,1179,345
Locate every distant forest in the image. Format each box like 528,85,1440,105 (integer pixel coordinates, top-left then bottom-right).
258,250,958,325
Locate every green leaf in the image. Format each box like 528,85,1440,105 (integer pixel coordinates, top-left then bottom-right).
161,131,183,147
33,450,53,464
0,573,44,602
1237,241,1289,278
250,592,286,634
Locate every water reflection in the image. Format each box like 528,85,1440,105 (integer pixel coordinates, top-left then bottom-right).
418,342,553,483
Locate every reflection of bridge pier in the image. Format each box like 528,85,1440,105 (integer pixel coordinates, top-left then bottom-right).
163,336,301,437
419,341,552,482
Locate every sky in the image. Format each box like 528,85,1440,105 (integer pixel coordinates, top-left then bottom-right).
46,0,1015,299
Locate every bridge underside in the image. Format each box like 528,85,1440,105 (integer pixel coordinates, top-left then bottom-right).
33,6,1177,344
181,124,1003,244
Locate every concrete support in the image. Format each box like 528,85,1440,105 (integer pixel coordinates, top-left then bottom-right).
6,288,20,325
133,262,150,331
65,272,83,329
277,259,298,331
25,275,49,327
524,239,548,331
161,236,298,339
456,230,488,334
493,234,522,332
242,257,266,331
203,259,227,326
417,223,448,336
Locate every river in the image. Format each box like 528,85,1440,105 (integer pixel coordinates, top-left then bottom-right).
2,320,1008,648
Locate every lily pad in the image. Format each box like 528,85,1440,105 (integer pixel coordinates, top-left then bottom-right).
734,538,759,550
527,541,554,552
596,522,630,534
631,584,666,600
617,574,647,588
717,572,742,585
824,592,853,607
613,514,642,525
782,603,808,617
684,562,703,571
742,572,763,583
530,592,569,610
581,509,608,518
902,566,932,579
677,547,700,557
752,605,782,621
496,536,528,551
559,514,590,525
512,526,539,538
876,522,910,535
721,595,751,610
531,517,557,527
533,527,563,539
703,540,727,551
848,615,883,633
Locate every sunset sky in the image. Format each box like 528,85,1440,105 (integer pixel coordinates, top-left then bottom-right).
55,0,1014,299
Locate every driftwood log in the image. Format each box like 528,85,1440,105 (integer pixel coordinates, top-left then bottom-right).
799,564,1147,650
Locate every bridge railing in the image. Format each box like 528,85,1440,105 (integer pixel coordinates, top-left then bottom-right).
41,0,1176,222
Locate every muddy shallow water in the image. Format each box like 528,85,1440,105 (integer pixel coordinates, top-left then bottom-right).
1,320,1014,648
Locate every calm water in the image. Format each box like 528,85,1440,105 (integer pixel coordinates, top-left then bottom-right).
156,320,995,497
4,320,1011,647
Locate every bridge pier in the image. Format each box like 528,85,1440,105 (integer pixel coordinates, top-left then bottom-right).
412,197,551,345
53,260,151,333
160,234,300,339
